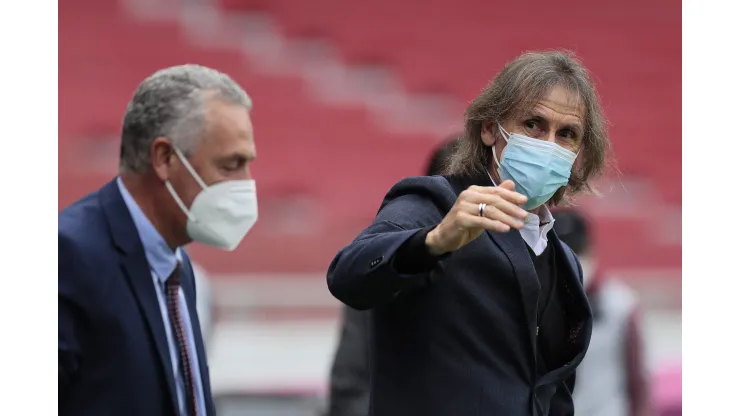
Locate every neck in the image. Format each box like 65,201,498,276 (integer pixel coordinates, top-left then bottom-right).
120,173,184,250
528,205,545,216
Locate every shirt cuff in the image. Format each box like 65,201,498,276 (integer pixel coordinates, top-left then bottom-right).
391,225,445,274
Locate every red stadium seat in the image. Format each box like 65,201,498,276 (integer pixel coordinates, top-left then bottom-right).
59,0,680,276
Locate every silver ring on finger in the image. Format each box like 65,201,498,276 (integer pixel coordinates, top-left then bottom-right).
478,203,487,217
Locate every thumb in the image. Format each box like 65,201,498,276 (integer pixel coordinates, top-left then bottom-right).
499,180,517,191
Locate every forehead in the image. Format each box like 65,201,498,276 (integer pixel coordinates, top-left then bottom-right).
528,86,585,126
201,99,255,155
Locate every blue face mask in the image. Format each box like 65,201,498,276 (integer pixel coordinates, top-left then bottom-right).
493,124,577,210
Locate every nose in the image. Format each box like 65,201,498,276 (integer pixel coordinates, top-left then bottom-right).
544,130,558,143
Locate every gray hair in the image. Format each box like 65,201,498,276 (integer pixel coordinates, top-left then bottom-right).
119,64,252,174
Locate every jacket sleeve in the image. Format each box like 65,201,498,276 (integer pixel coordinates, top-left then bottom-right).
327,177,451,310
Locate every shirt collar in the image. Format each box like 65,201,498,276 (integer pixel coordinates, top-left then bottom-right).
523,205,555,239
117,177,181,283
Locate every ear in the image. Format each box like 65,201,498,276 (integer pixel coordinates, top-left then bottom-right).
150,137,175,182
481,121,497,146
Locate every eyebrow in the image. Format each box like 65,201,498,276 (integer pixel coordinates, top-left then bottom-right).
527,109,584,136
221,152,256,164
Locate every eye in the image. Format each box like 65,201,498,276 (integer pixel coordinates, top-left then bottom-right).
523,118,543,133
559,129,575,139
222,158,246,172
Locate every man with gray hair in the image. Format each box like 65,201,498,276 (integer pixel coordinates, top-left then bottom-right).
59,64,258,416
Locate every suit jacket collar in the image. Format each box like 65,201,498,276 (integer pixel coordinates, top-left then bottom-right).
98,179,181,412
177,255,216,413
115,177,181,285
445,172,590,377
99,179,143,255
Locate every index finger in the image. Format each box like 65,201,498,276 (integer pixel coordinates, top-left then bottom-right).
476,185,528,205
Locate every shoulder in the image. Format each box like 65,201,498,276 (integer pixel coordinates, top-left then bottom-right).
372,175,458,228
59,189,108,245
59,189,118,298
379,175,458,213
381,175,461,203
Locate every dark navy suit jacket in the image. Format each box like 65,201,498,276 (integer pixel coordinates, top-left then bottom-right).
58,180,215,416
327,174,593,416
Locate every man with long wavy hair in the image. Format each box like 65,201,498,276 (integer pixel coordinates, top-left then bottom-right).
327,50,611,415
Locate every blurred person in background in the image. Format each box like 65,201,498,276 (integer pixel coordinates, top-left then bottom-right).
552,209,652,416
326,136,461,416
59,64,258,416
326,50,610,415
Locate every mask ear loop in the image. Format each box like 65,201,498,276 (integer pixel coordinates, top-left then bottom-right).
492,123,510,168
164,146,209,223
164,181,196,222
486,124,512,186
173,147,209,189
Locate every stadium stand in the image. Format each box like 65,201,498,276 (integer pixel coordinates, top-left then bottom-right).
60,0,680,276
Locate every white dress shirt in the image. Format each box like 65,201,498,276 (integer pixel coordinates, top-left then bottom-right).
487,172,555,256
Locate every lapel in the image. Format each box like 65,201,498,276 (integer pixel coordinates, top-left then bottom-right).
536,231,593,386
99,179,180,413
551,236,582,289
486,229,540,350
446,174,541,356
447,173,592,383
549,232,592,329
179,254,214,408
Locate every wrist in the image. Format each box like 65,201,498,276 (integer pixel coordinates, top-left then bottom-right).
425,227,447,256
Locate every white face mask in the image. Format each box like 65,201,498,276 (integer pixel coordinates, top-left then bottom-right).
165,147,258,251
